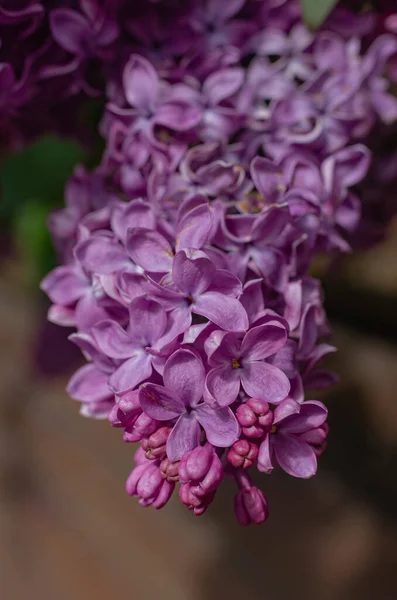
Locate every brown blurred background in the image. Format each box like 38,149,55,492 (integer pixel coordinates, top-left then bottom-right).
1,223,397,600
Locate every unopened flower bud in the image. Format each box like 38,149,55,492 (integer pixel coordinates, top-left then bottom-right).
123,413,158,442
234,486,269,526
126,460,174,509
228,439,258,469
142,426,172,460
160,457,179,482
236,399,273,438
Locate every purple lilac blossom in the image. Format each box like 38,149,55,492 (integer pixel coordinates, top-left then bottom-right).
19,0,397,524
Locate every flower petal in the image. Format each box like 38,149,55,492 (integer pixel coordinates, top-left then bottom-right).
257,434,274,474
109,353,152,393
176,202,212,252
155,100,202,131
40,265,88,304
50,8,89,54
139,383,185,420
163,349,205,406
240,361,290,404
127,228,173,273
281,401,328,434
172,250,215,296
92,320,135,359
67,364,111,403
241,323,287,361
203,67,244,106
111,200,156,244
75,235,128,274
123,54,159,112
166,414,201,462
274,433,317,478
205,365,240,407
195,404,239,447
193,291,248,332
128,296,167,346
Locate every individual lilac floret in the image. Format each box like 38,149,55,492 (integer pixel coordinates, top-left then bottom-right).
92,295,178,393
139,349,239,461
234,470,269,526
204,323,290,406
257,398,328,478
126,447,174,510
142,426,172,460
178,443,223,515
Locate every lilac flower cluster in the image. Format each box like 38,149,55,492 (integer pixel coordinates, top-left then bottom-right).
37,0,397,524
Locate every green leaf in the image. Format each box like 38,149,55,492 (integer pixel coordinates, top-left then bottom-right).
300,0,338,28
13,198,57,284
0,135,85,222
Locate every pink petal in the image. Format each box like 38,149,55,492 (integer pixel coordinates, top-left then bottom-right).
123,54,159,112
273,398,300,424
208,270,243,297
109,353,152,393
193,291,248,332
205,365,240,407
274,434,317,478
139,383,185,420
163,349,205,406
281,401,328,434
74,293,110,331
172,250,215,296
240,361,290,404
166,414,201,462
195,404,239,447
127,228,174,273
111,200,155,244
241,323,287,361
204,330,240,365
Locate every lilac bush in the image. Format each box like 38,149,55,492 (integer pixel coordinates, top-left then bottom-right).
3,0,396,524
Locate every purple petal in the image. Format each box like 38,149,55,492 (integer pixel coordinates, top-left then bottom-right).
176,202,212,252
92,320,135,359
205,365,240,407
281,401,328,434
128,296,167,345
241,362,290,404
241,323,287,361
127,228,174,273
251,207,288,244
139,383,184,420
203,67,244,106
155,100,202,131
208,270,243,297
166,414,201,462
257,434,274,474
74,293,110,331
111,200,155,244
67,364,111,403
163,349,205,406
75,235,128,274
172,250,215,296
240,279,265,324
250,157,286,203
274,434,317,478
40,265,88,304
123,54,159,112
204,330,240,365
48,305,75,327
193,291,248,332
109,353,152,393
273,398,301,424
195,404,239,447
50,9,89,54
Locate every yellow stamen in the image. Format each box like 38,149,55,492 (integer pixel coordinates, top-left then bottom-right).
232,358,240,369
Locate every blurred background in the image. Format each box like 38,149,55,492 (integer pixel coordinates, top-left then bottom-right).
1,134,397,600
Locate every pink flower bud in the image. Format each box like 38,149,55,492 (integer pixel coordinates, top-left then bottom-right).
123,413,158,442
142,426,172,460
236,399,273,439
160,457,179,482
108,391,141,428
234,487,269,526
126,460,174,509
179,482,215,516
227,439,258,469
179,444,223,494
